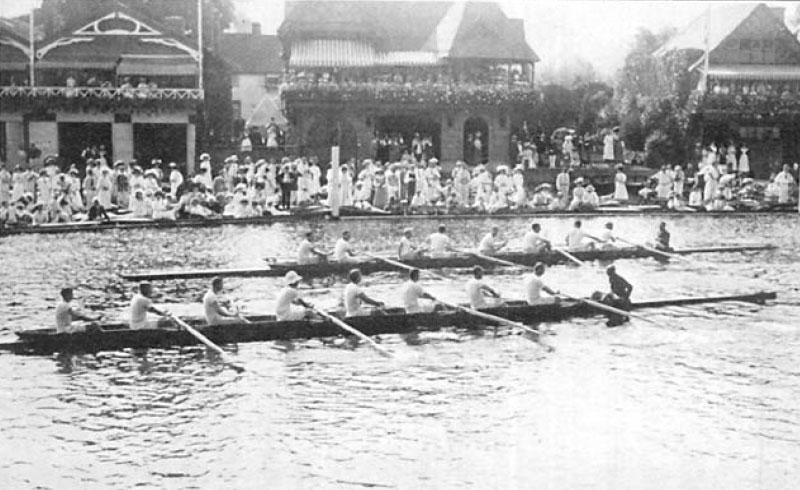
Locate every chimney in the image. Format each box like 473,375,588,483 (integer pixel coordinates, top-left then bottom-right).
164,16,186,35
252,22,262,35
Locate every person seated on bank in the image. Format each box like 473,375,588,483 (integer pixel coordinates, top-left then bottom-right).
334,230,358,262
298,231,331,264
654,222,671,251
56,287,101,333
130,282,170,330
403,268,440,314
466,266,503,308
524,263,560,305
344,268,385,317
87,197,111,222
597,222,617,249
203,277,241,325
398,227,424,260
427,224,458,257
565,220,599,250
275,270,313,321
523,222,552,253
478,225,508,255
583,185,600,209
606,264,633,309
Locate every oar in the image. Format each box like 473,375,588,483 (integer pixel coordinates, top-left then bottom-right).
365,252,458,281
617,237,686,262
308,306,394,358
166,314,245,373
469,250,674,329
554,247,586,267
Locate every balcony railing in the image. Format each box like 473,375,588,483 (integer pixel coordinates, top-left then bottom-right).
281,82,540,108
0,86,204,112
690,91,800,117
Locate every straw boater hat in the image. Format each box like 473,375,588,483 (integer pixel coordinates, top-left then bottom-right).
284,270,302,286
200,153,211,161
169,162,177,168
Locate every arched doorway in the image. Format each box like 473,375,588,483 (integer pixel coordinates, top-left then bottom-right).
303,116,358,164
464,117,489,165
375,114,440,162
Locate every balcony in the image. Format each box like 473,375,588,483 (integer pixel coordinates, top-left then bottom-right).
280,82,540,109
0,86,204,113
690,91,800,119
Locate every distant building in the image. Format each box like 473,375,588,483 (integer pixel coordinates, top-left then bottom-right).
0,5,203,172
657,3,800,177
278,0,539,167
219,24,285,133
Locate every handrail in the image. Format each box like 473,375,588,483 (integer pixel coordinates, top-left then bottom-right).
0,85,204,100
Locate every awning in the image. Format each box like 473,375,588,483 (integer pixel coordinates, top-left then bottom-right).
289,39,376,68
37,60,118,70
118,56,198,76
377,51,439,66
707,64,800,81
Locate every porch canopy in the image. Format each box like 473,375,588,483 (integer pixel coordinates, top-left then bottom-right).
708,64,800,81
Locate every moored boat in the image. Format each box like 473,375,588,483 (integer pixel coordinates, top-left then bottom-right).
120,244,777,281
0,291,777,354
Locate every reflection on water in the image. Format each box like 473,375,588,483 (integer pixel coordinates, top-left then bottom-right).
0,215,799,489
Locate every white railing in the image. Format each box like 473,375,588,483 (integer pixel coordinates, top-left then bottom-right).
0,86,204,100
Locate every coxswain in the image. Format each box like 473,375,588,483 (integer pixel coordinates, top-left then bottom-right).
203,277,241,325
597,222,617,249
427,224,457,257
129,282,169,330
607,264,633,308
402,269,440,313
55,287,101,333
343,269,385,317
398,227,423,260
655,222,671,251
522,222,552,253
524,263,559,305
333,230,357,262
275,271,312,321
465,266,503,308
565,220,598,250
298,231,330,264
478,225,507,254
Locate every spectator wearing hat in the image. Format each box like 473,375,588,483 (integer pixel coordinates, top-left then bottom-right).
613,165,629,201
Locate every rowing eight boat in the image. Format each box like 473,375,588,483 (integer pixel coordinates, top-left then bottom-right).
0,291,776,354
120,244,776,281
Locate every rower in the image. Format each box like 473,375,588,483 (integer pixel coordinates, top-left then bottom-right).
655,222,671,251
607,264,633,309
203,277,240,325
343,268,385,317
334,230,357,262
478,225,508,255
598,222,617,249
398,227,423,260
523,222,552,253
565,220,598,250
55,287,100,333
427,224,457,257
298,231,330,264
275,270,312,321
465,266,503,308
524,262,559,305
130,282,169,330
402,268,439,313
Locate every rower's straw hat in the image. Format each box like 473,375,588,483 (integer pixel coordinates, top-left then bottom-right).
403,227,413,234
284,270,303,286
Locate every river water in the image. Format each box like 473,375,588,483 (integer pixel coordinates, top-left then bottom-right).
0,214,798,489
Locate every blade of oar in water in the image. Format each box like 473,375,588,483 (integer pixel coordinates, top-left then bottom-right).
166,314,245,373
309,306,394,358
468,250,678,330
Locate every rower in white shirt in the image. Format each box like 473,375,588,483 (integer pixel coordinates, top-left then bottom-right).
565,220,599,250
275,270,312,321
427,224,457,257
402,269,439,313
523,222,552,253
398,227,423,260
597,222,618,249
203,277,241,325
465,266,503,308
477,225,507,255
129,282,169,329
297,231,331,264
55,287,101,333
524,263,559,305
343,269,385,317
334,230,357,262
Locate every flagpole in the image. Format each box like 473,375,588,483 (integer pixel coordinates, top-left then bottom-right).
702,2,710,93
29,0,35,86
197,0,204,91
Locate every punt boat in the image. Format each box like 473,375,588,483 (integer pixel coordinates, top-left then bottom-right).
0,291,776,354
120,244,777,281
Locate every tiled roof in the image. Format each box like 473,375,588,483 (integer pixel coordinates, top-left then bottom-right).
655,3,763,56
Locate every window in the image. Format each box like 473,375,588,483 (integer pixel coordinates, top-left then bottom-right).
232,101,242,120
